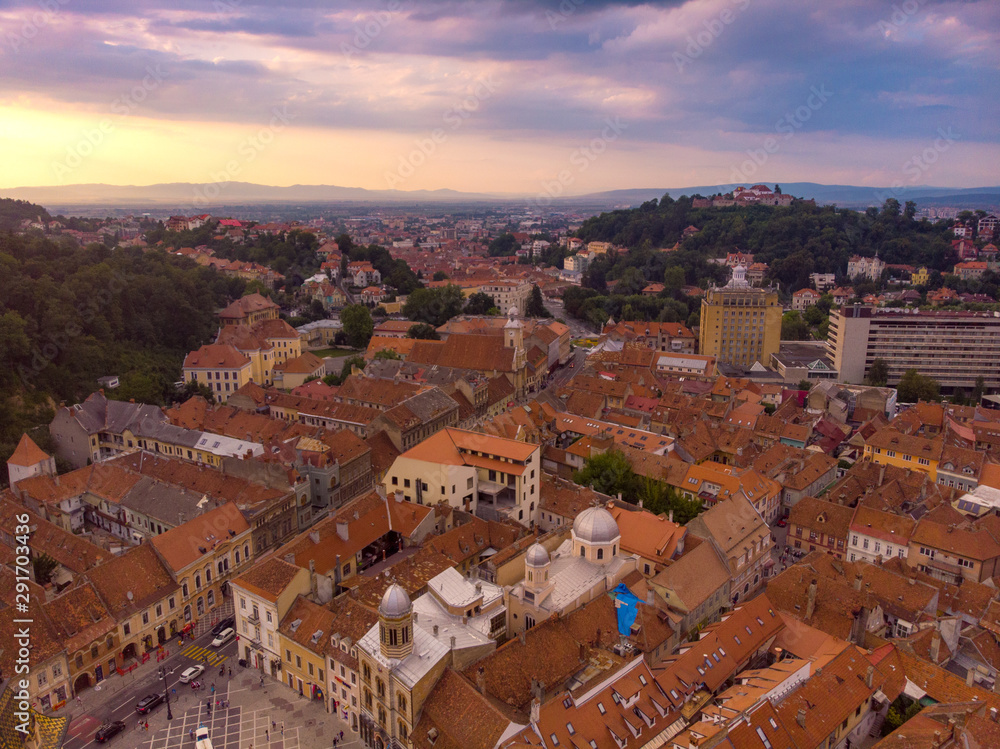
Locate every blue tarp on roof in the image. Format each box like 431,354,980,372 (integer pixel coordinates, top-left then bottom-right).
612,583,641,636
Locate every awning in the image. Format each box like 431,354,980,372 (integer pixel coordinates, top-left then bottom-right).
763,558,776,568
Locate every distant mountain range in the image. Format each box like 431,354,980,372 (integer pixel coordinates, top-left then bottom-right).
2,181,999,211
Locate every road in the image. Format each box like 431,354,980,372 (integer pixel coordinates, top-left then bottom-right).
64,631,239,749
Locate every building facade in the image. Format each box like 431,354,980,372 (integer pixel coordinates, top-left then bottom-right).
699,266,782,369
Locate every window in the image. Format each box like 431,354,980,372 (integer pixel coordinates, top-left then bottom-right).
142,612,149,625
958,558,975,569
286,649,292,662
123,622,131,636
266,611,272,624
240,597,246,610
398,693,407,712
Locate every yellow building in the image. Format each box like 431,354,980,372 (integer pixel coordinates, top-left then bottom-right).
863,428,943,482
182,344,253,403
911,266,930,286
699,265,782,369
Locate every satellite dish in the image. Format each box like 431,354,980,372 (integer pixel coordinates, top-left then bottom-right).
126,591,134,600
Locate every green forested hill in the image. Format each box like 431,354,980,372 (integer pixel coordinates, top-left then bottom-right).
575,196,957,291
0,229,245,471
0,198,51,231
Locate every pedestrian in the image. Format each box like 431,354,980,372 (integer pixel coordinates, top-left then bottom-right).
144,721,149,732
281,722,284,736
228,667,232,678
266,729,270,741
340,730,344,740
260,675,264,687
76,695,83,706
272,720,276,731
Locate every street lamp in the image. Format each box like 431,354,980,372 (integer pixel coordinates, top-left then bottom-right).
158,667,173,720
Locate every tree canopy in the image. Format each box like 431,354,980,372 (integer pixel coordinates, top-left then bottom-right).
341,304,374,349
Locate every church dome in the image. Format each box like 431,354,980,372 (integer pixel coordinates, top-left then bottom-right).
379,583,412,618
573,506,620,544
525,543,550,567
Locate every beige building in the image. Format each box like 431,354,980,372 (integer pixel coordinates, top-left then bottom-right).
182,344,253,403
506,506,638,634
232,557,311,677
479,280,531,316
686,495,773,605
699,265,782,369
827,305,1000,391
150,501,253,627
6,434,56,489
383,427,541,528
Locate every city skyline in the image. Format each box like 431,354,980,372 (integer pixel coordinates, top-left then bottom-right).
1,0,998,195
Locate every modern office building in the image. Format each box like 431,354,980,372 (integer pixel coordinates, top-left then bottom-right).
699,265,782,369
827,305,1000,392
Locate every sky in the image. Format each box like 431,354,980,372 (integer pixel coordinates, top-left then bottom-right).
0,0,998,195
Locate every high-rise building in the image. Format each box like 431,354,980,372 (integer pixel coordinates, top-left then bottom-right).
698,265,782,369
827,305,1000,391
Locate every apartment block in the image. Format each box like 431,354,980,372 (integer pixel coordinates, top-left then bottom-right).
699,266,782,369
827,305,1000,391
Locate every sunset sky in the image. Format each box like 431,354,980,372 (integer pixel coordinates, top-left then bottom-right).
1,0,998,194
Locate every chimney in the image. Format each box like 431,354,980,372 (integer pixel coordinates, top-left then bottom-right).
476,667,486,694
967,668,976,687
932,731,941,748
930,631,941,663
796,708,806,728
806,579,817,620
865,665,874,688
450,635,456,648
853,573,863,592
991,707,998,722
433,624,439,636
309,559,317,597
646,588,655,605
530,697,540,724
336,521,349,542
668,509,674,523
579,642,586,661
394,490,404,504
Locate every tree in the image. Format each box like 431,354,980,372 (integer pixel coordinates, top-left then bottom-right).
781,311,811,341
488,233,520,257
432,271,449,282
525,285,551,318
973,375,986,404
465,291,498,316
897,369,941,402
573,450,639,499
407,323,439,340
374,349,401,361
341,304,374,349
866,359,889,387
802,304,825,326
403,284,465,326
663,266,685,293
32,552,60,585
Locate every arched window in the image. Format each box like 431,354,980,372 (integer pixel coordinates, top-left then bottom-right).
244,543,249,560
612,544,617,556
376,678,385,699
597,548,604,560
397,693,407,712
527,571,533,582
205,567,212,583
182,582,189,598
235,549,241,565
218,561,224,576
195,574,201,590
525,615,536,630
377,706,386,726
398,720,408,741
197,597,205,616
579,547,585,557
207,590,215,607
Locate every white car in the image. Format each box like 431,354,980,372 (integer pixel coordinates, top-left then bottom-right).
211,627,235,648
178,664,205,684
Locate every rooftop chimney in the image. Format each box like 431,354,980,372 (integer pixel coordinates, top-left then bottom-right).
930,631,941,664
967,668,976,687
853,573,863,592
476,667,486,694
865,665,874,688
796,708,806,729
336,521,349,542
806,579,818,620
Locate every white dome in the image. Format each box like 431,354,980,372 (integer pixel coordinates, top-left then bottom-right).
573,506,620,544
525,543,550,567
379,584,412,618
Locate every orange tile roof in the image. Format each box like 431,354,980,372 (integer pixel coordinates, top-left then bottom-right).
402,427,538,464
233,556,306,602
183,343,251,370
150,501,250,572
8,433,50,466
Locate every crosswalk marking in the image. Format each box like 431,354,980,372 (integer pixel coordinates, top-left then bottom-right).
181,644,228,666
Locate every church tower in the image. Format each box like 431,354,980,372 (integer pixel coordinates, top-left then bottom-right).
378,584,414,659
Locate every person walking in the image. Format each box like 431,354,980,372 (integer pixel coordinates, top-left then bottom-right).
266,729,270,741
228,667,232,678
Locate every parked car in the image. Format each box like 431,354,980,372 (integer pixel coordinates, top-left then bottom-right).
95,720,127,743
211,627,235,648
211,617,235,637
777,518,787,528
179,664,206,684
135,693,165,715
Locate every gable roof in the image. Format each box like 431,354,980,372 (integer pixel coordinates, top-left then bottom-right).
8,433,50,467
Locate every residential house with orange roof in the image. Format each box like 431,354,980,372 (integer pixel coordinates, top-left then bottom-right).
84,543,181,666
786,496,855,560
384,427,541,528
232,556,311,676
607,504,687,577
848,505,916,565
44,581,117,696
150,501,253,628
183,343,254,402
907,516,1000,584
